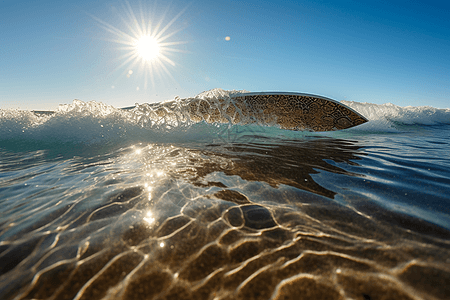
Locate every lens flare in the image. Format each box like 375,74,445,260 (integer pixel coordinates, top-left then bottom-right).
90,0,188,89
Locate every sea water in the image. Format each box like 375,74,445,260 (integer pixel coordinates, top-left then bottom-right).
1,89,449,300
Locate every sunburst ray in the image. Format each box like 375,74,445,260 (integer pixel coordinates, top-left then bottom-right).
91,0,188,90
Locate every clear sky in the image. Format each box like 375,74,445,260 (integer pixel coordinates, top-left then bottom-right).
1,0,449,110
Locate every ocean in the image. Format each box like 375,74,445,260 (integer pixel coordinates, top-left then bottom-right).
1,89,450,300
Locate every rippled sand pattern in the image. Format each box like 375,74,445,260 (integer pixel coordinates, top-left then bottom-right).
1,142,449,300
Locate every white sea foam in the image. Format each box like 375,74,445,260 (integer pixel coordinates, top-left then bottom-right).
342,100,450,132
1,90,449,144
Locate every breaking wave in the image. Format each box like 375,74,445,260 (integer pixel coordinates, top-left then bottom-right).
1,89,449,147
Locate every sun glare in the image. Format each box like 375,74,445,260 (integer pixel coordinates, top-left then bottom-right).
135,36,160,62
91,0,188,89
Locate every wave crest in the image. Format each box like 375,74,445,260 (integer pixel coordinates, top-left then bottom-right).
1,90,449,145
343,100,450,125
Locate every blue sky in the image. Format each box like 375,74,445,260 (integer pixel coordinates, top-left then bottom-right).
1,0,449,110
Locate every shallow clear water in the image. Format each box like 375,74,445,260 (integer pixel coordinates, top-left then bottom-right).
1,90,450,300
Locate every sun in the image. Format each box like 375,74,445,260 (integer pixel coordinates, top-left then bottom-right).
90,0,188,89
135,36,160,62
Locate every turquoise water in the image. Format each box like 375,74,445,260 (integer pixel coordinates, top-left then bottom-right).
1,90,450,299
